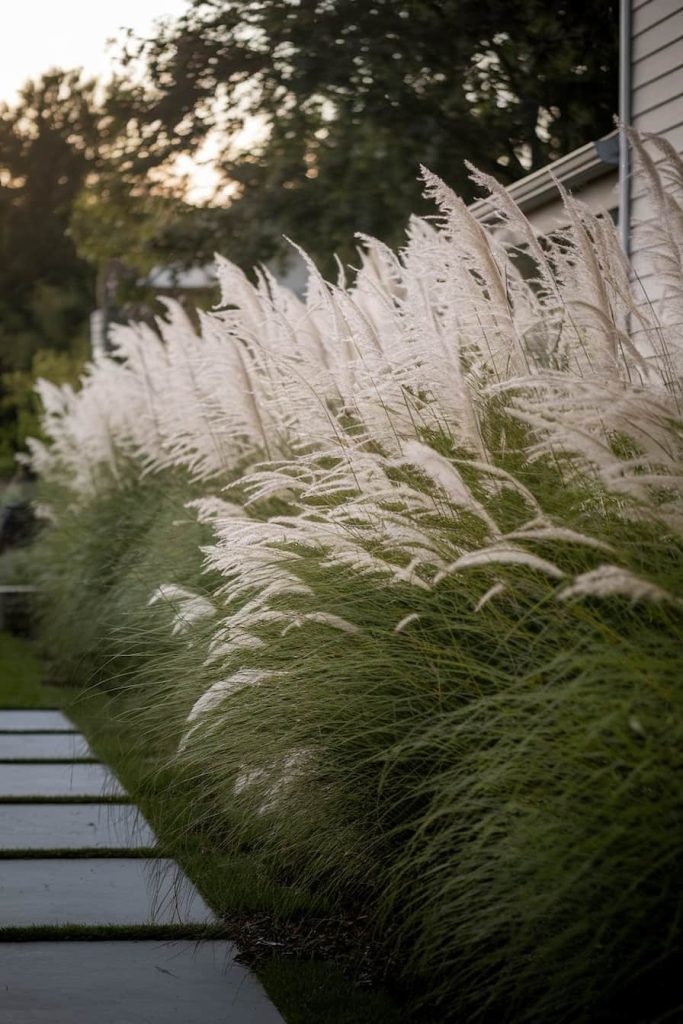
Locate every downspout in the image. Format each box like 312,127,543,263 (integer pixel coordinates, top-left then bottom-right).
619,0,632,257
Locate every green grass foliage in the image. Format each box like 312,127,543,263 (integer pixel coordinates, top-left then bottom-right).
27,137,683,1022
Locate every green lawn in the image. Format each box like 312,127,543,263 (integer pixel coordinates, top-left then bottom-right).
0,631,405,1024
0,632,65,708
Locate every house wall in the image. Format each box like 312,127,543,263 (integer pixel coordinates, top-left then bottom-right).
514,170,618,235
467,135,620,237
630,0,683,304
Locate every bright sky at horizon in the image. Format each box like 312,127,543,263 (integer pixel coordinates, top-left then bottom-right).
0,0,189,104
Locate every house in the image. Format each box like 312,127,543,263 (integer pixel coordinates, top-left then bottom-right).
90,0,680,360
628,0,682,299
90,257,307,357
470,0,683,306
90,264,219,358
468,131,620,238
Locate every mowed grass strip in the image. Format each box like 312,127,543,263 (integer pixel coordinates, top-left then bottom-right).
0,631,405,1024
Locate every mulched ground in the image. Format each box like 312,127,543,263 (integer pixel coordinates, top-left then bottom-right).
223,905,398,987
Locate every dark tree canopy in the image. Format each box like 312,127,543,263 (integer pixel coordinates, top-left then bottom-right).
133,0,619,271
0,68,199,466
0,71,101,371
0,3,619,464
0,67,203,375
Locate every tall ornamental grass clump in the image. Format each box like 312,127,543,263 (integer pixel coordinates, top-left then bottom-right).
29,134,682,1022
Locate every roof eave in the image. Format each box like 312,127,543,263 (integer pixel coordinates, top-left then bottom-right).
469,130,619,222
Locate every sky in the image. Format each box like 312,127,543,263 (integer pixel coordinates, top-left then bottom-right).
0,0,189,104
0,0,268,202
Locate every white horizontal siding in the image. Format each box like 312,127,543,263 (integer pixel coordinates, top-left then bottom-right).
522,171,618,235
632,8,683,60
633,93,683,131
633,0,680,32
633,73,681,120
633,42,682,90
630,122,683,202
631,193,660,220
629,0,683,304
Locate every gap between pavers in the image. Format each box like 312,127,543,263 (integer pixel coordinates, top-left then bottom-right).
0,941,285,1024
0,708,286,1023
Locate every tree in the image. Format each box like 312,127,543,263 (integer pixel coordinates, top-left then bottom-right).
0,348,87,477
132,0,619,272
0,68,209,466
0,70,104,372
0,66,211,376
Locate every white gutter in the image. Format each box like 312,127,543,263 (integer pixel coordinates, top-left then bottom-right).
469,131,619,225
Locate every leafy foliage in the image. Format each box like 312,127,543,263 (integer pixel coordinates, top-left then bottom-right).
0,71,102,373
0,67,214,467
0,347,87,475
0,3,620,464
132,0,619,270
29,136,683,1022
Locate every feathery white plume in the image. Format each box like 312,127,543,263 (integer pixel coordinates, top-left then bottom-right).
558,565,678,604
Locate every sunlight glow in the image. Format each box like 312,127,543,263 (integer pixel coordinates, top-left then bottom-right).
2,2,271,205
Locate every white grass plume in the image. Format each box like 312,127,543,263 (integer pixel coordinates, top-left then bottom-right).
558,565,679,604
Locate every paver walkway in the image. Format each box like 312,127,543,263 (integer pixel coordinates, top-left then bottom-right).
0,708,284,1023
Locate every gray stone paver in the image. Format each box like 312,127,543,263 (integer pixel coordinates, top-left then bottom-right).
0,858,213,926
0,762,125,798
0,941,285,1023
0,696,284,1023
0,803,156,850
0,733,92,760
0,710,76,732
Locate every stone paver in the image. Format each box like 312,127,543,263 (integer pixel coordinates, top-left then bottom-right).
0,858,213,926
0,762,125,798
0,710,76,732
0,803,156,850
0,733,92,760
0,941,284,1023
0,692,283,1022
